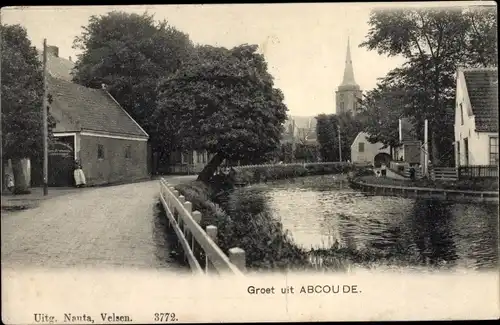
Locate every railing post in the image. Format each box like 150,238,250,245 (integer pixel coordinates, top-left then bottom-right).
183,201,192,235
205,225,218,274
180,201,192,263
192,211,202,259
229,247,246,272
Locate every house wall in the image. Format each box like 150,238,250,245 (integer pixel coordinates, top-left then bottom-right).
454,71,498,166
168,150,214,174
350,132,390,165
79,135,149,185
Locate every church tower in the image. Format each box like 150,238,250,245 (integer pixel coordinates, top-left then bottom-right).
335,37,362,115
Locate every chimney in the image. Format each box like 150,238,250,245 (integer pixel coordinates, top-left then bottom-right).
46,45,59,58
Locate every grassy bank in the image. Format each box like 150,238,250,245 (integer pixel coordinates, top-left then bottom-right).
234,162,366,185
358,175,499,192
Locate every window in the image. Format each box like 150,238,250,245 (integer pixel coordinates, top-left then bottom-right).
358,142,365,153
490,137,498,165
124,145,131,159
97,144,104,159
339,102,345,113
196,151,201,164
460,103,464,125
456,141,460,167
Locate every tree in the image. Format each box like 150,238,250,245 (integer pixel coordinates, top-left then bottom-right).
316,112,366,162
72,11,194,168
1,24,55,194
316,114,337,162
358,83,406,150
155,44,288,183
360,7,497,165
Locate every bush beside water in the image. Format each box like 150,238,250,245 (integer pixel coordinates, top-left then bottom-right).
235,162,362,185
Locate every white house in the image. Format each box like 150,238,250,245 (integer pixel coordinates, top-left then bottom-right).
350,132,391,167
454,67,498,166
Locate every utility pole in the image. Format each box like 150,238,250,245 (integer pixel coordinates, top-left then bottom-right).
42,39,49,196
423,119,429,178
338,124,342,162
291,119,296,163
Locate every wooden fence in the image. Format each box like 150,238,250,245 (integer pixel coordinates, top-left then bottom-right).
232,161,359,170
431,167,458,181
159,178,245,276
458,165,499,178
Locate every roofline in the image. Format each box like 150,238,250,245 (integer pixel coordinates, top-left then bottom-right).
80,128,149,139
80,130,148,142
456,69,474,117
102,90,150,138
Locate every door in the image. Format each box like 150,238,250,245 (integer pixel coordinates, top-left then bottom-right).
49,137,75,187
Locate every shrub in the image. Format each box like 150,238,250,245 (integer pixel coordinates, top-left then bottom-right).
235,162,354,184
175,181,219,228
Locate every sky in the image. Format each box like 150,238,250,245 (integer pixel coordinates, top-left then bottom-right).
0,2,487,117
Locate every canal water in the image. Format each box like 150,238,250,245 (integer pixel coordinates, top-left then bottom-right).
263,175,499,270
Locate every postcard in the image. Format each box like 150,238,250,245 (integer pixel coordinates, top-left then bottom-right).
1,2,499,323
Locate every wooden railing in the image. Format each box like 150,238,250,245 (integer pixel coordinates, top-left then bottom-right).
232,161,358,170
159,178,245,276
458,165,499,178
431,167,458,181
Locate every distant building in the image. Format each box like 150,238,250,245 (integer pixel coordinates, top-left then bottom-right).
350,132,391,167
282,115,317,145
30,45,150,186
454,67,498,166
335,37,362,116
392,117,422,166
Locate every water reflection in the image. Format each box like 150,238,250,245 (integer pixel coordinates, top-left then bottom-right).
264,177,499,270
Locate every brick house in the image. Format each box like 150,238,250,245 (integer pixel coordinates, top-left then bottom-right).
31,45,150,186
454,67,498,167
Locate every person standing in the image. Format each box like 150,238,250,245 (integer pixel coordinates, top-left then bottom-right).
381,163,387,177
73,160,86,188
6,173,14,192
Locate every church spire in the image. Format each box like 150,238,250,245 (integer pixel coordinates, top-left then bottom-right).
341,36,357,86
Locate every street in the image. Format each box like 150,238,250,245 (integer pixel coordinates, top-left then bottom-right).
1,176,196,270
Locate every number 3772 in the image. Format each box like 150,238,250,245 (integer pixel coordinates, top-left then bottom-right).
154,313,178,322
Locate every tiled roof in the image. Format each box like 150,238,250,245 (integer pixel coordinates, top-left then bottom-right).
38,51,148,138
37,52,75,82
464,68,498,133
48,75,148,138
